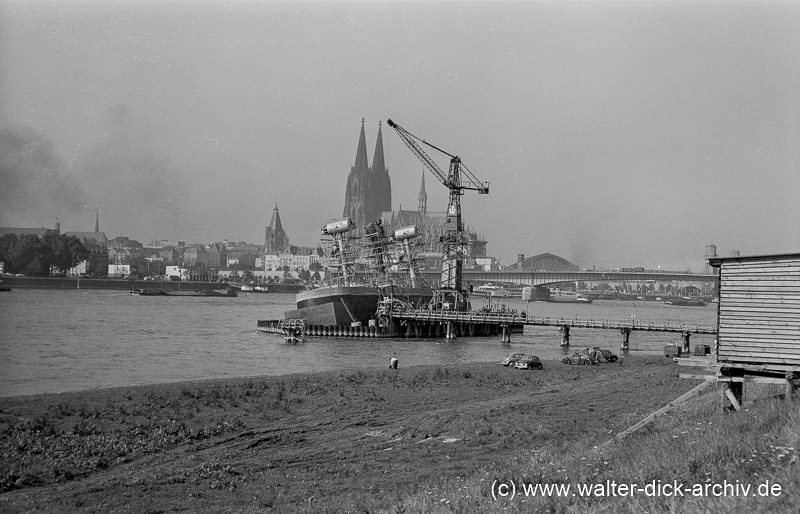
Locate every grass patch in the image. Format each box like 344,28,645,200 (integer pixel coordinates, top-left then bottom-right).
2,358,795,513
393,385,800,513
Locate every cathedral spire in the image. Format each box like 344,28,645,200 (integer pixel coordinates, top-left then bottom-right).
354,117,369,174
95,208,100,233
418,172,427,216
372,120,386,175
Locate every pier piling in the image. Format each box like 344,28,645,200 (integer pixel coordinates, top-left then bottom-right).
620,327,631,351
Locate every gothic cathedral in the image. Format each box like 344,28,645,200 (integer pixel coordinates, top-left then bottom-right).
342,119,392,231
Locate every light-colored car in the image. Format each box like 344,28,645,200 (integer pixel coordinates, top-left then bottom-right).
500,353,525,366
514,355,543,370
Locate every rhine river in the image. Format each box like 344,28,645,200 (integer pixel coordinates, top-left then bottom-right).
0,289,717,398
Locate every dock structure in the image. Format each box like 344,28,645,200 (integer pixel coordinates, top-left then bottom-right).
386,308,717,334
257,307,717,341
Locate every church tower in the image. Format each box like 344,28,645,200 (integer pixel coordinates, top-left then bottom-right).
95,208,100,233
264,203,289,255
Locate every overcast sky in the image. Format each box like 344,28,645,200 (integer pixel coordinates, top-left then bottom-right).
1,0,798,271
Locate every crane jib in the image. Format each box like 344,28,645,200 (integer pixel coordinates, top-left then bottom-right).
386,118,490,311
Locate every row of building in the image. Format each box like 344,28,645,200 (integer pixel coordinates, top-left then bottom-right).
0,205,324,280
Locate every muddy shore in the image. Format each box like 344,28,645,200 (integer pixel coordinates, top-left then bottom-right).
0,356,692,512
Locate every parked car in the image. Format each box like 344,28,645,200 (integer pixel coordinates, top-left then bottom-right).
590,347,618,363
500,353,526,367
514,355,543,370
561,351,599,365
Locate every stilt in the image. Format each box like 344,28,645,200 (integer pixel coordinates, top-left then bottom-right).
620,327,631,351
500,324,511,344
718,368,743,412
786,372,798,400
445,322,455,339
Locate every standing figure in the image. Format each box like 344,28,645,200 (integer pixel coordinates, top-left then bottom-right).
559,324,570,347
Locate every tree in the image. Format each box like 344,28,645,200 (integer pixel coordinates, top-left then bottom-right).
0,234,48,275
43,234,89,276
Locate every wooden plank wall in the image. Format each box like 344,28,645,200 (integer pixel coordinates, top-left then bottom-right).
717,255,800,366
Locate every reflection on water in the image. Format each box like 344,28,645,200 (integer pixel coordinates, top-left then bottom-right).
0,289,717,397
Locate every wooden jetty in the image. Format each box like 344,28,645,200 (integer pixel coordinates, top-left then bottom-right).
257,307,717,341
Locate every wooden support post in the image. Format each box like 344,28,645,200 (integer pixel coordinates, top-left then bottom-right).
718,369,744,412
786,372,797,401
501,324,511,344
445,322,455,340
620,327,631,351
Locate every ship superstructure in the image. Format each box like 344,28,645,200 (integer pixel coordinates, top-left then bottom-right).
284,217,432,325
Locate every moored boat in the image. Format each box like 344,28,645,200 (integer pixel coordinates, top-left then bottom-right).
473,283,512,297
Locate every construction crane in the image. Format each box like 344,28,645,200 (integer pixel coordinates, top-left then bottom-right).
386,119,489,311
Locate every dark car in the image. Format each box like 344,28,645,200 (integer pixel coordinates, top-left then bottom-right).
561,351,599,366
591,347,618,363
514,355,543,370
500,353,526,367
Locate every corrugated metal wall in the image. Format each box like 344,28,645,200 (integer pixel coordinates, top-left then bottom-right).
717,254,800,366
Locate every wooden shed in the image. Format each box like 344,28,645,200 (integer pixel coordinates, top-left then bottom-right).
709,252,800,368
699,253,800,410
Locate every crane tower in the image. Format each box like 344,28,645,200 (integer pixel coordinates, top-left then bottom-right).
386,119,489,311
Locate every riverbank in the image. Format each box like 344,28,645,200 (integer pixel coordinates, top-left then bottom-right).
3,356,794,512
0,276,305,293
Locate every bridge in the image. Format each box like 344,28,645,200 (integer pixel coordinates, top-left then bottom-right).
420,269,716,288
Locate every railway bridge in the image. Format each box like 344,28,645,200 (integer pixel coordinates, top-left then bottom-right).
421,269,716,288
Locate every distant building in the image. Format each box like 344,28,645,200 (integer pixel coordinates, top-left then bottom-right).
109,236,143,249
342,119,392,231
515,253,579,272
147,240,185,249
182,245,209,267
0,227,59,239
380,173,487,260
206,243,226,268
226,244,262,269
264,204,290,255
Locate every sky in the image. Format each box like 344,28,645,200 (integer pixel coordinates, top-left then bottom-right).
1,0,798,272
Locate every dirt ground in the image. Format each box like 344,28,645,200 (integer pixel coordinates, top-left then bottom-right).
0,355,693,512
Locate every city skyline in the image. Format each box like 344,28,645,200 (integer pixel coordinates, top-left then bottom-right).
2,1,798,272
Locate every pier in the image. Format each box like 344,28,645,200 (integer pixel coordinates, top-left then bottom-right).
257,307,717,340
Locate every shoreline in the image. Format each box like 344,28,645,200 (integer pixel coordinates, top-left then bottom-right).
1,355,699,512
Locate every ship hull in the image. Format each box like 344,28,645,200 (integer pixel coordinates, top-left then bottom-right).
285,286,433,325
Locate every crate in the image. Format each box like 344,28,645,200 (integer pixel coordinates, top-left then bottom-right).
694,344,711,356
664,344,682,357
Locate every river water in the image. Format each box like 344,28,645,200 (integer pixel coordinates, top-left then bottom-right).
0,289,717,398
